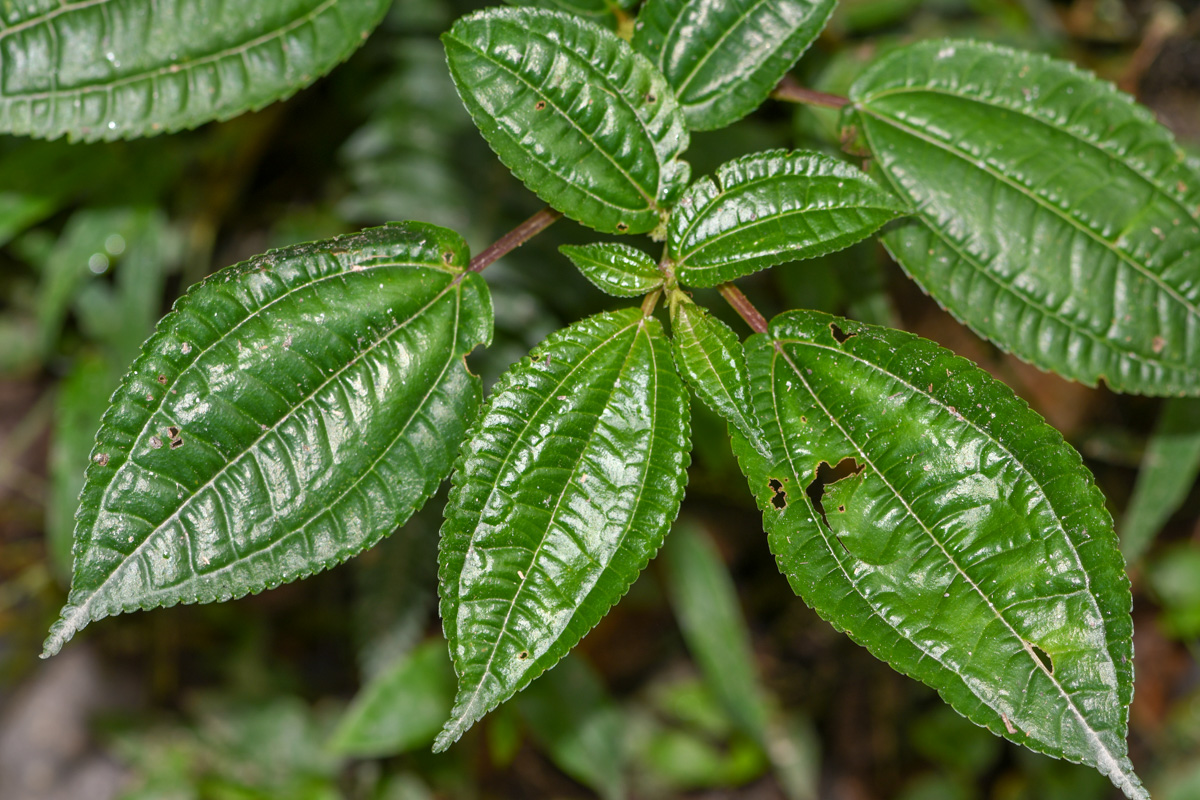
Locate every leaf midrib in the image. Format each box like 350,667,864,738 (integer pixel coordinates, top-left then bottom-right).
73,268,460,624
3,0,347,102
768,338,1134,791
858,93,1200,322
450,21,660,213
447,314,650,732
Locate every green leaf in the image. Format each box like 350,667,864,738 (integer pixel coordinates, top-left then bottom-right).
443,7,691,235
505,0,630,25
517,655,627,800
1120,399,1200,564
436,308,691,750
734,310,1145,799
329,639,456,757
560,243,664,297
0,0,391,142
668,150,907,287
632,0,837,131
662,520,769,740
847,39,1200,396
42,222,492,657
668,298,769,457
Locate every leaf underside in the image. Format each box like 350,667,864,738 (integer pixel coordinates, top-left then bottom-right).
560,242,665,297
0,0,391,142
669,149,908,287
43,222,492,657
633,0,837,131
437,308,690,750
734,310,1144,799
848,39,1200,395
443,6,691,235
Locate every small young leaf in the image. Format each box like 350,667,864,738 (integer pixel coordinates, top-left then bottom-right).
437,308,691,750
735,310,1145,799
560,243,665,297
443,7,691,235
1120,398,1200,564
847,39,1200,395
633,0,837,131
0,0,391,142
668,150,907,288
669,299,769,456
43,223,492,657
329,639,456,758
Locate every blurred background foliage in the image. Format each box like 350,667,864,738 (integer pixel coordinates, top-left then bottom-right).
1,0,1199,798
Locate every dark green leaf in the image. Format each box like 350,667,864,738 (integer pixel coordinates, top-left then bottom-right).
847,40,1200,395
668,298,769,456
443,7,691,235
1120,399,1200,564
735,310,1145,798
560,243,664,297
329,639,456,757
517,655,627,800
0,0,391,142
668,150,907,287
436,308,690,750
633,0,837,130
43,222,492,657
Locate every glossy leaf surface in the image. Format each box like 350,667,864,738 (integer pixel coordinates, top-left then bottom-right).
437,308,690,750
0,0,390,142
669,299,769,456
668,151,907,287
735,310,1144,798
329,639,456,757
848,40,1200,395
443,7,690,235
1120,398,1200,564
561,243,665,297
43,223,492,657
633,0,837,130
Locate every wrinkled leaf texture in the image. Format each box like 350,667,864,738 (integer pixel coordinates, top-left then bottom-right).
848,40,1200,396
0,0,390,142
668,150,907,287
560,242,665,297
668,299,770,456
633,0,837,131
437,308,690,750
734,310,1145,798
43,223,492,657
443,7,691,235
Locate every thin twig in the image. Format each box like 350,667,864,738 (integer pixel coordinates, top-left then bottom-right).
468,207,563,273
718,283,769,335
771,75,850,110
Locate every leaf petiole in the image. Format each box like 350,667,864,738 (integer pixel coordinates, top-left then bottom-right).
717,283,769,334
771,75,850,109
467,207,563,275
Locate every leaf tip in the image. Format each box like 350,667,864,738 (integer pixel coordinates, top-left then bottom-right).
40,605,87,659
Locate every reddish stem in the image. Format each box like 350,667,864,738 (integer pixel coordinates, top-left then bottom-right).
718,283,769,335
468,207,563,273
771,75,850,110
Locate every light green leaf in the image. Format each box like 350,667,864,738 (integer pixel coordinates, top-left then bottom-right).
662,520,769,740
443,7,691,235
329,639,456,757
668,150,907,288
847,39,1200,395
734,310,1145,799
436,308,690,750
43,222,492,658
560,243,664,297
1120,398,1200,564
633,0,837,131
0,0,390,142
668,298,769,456
517,655,627,800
